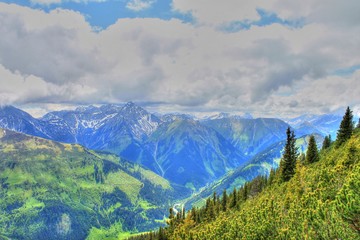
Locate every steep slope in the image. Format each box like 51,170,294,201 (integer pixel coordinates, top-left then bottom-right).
163,130,360,240
202,117,289,157
144,119,247,189
0,129,181,240
0,106,50,139
185,134,324,208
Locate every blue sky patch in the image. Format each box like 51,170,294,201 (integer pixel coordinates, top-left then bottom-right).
1,0,193,29
333,65,360,76
220,9,305,33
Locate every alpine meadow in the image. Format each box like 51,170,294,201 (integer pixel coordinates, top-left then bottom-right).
0,0,360,239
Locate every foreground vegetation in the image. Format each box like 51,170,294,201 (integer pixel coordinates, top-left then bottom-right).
129,107,360,239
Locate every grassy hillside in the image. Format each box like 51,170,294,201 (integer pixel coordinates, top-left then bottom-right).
0,129,179,240
184,134,324,208
135,130,360,239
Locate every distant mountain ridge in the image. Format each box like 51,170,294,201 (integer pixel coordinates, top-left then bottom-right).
284,113,343,138
202,117,289,157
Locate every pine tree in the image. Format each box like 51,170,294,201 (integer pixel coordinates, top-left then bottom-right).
305,135,319,164
222,189,227,212
230,188,237,208
336,106,354,147
158,227,165,240
268,168,276,186
168,208,175,228
322,134,331,150
357,118,360,129
280,127,298,182
242,183,248,201
190,207,197,222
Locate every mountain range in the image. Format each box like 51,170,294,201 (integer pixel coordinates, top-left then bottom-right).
284,113,343,139
0,103,343,191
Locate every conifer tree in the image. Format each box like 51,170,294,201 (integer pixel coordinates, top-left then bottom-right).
168,208,175,227
216,195,221,214
322,135,331,150
230,188,237,208
158,227,165,240
305,135,319,164
242,183,248,201
336,106,354,147
268,168,276,186
280,127,298,182
190,207,197,222
182,206,186,220
357,118,360,129
222,189,227,212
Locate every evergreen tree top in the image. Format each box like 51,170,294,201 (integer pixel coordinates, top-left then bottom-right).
305,135,319,164
336,106,354,147
280,127,298,182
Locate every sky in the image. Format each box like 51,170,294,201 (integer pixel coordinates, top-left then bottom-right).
0,0,359,118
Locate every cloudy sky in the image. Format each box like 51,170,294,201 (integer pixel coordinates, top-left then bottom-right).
0,0,359,117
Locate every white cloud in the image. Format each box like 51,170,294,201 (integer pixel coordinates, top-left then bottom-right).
0,64,97,106
30,0,62,5
0,64,55,105
264,69,360,117
126,0,156,12
0,2,359,117
264,0,360,27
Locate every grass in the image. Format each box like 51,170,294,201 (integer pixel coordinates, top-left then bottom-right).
139,169,171,189
106,171,142,203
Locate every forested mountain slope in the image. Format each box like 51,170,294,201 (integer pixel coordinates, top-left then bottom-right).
0,128,181,240
131,128,360,240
